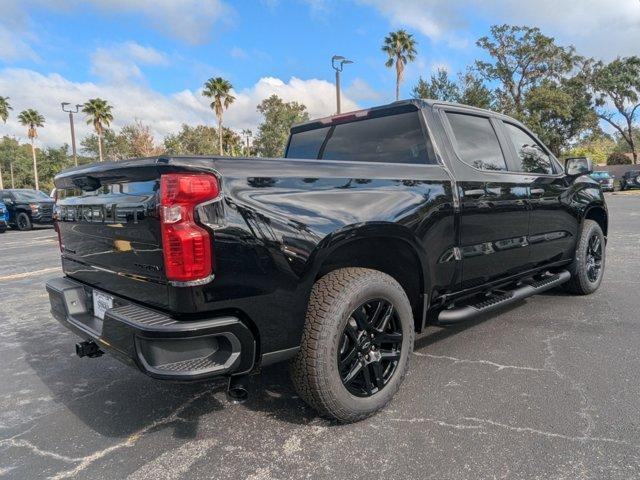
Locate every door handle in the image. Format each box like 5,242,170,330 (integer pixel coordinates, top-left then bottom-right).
463,189,484,198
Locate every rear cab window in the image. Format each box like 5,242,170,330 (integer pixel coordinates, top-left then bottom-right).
445,112,507,171
286,106,436,165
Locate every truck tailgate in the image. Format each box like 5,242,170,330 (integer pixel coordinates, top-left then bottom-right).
54,158,216,311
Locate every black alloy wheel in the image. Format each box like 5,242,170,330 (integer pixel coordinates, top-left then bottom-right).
16,212,32,231
338,299,403,397
585,234,603,283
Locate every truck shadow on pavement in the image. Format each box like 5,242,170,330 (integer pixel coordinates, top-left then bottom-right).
17,296,545,440
17,320,319,443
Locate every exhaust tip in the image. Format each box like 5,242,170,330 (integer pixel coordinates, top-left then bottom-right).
226,376,249,404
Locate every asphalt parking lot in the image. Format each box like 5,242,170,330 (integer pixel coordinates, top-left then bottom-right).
1,194,639,479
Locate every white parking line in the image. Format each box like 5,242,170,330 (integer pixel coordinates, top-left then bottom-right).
0,267,61,281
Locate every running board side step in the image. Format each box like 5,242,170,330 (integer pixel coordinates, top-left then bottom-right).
437,270,571,325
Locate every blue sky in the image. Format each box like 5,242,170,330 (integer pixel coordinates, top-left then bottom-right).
1,0,638,146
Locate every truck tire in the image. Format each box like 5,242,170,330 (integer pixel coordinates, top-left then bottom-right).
291,268,414,423
565,219,605,295
16,212,32,231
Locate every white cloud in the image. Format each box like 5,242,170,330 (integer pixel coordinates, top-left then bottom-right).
345,78,381,102
360,0,469,49
2,0,234,45
123,42,169,66
0,68,361,148
360,0,640,58
0,24,39,62
90,42,169,83
229,47,248,59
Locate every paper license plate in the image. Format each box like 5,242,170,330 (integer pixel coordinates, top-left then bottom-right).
92,290,113,320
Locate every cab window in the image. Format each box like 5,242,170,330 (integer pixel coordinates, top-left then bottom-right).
503,123,555,175
446,112,507,171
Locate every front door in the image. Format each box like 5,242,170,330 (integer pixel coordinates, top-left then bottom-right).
440,109,531,289
499,121,578,268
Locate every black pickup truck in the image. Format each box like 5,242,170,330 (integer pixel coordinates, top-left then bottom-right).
0,189,55,230
46,100,607,422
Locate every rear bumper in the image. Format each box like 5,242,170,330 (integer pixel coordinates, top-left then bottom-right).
46,277,256,381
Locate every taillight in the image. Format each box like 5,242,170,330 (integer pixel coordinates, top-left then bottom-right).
160,173,220,284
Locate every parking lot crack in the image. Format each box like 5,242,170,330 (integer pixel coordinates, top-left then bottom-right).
3,388,212,480
387,417,485,431
543,331,596,438
413,352,553,373
462,417,636,448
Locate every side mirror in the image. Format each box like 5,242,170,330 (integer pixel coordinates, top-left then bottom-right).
565,157,593,176
2,197,13,205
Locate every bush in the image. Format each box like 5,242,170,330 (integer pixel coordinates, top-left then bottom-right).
607,152,632,165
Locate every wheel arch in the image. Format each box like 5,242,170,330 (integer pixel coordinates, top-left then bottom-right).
308,223,429,332
584,204,608,238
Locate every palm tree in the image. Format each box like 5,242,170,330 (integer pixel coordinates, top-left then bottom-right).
0,96,11,189
0,96,11,123
382,30,418,101
241,128,252,156
82,98,113,162
17,109,45,191
202,77,235,155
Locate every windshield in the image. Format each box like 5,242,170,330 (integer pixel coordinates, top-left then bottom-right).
11,190,51,202
591,172,611,179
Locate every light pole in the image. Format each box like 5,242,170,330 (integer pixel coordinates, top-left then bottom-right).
331,55,353,114
61,102,82,166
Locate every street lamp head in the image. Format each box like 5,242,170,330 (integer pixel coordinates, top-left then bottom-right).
61,102,69,107
332,55,354,71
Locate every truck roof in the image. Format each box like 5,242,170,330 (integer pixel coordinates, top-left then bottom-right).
291,98,499,132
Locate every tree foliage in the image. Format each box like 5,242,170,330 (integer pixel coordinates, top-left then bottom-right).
412,69,459,102
589,56,640,163
202,77,236,155
0,96,12,123
382,30,417,101
476,25,577,115
81,121,163,160
164,124,242,156
82,98,114,162
0,136,74,191
607,152,632,165
567,131,616,166
412,69,494,109
458,71,494,110
253,95,309,157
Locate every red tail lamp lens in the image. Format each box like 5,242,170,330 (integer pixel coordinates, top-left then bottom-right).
159,173,219,283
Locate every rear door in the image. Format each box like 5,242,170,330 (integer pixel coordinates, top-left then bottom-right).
499,121,577,267
440,108,531,288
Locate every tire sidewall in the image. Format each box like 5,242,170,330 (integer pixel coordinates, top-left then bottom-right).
17,212,32,231
573,220,605,293
320,274,414,417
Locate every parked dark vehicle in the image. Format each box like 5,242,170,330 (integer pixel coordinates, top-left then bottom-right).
619,170,640,191
0,201,7,233
0,189,55,230
46,100,607,422
590,170,615,192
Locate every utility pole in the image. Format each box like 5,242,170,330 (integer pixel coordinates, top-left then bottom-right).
331,55,353,114
61,102,81,166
